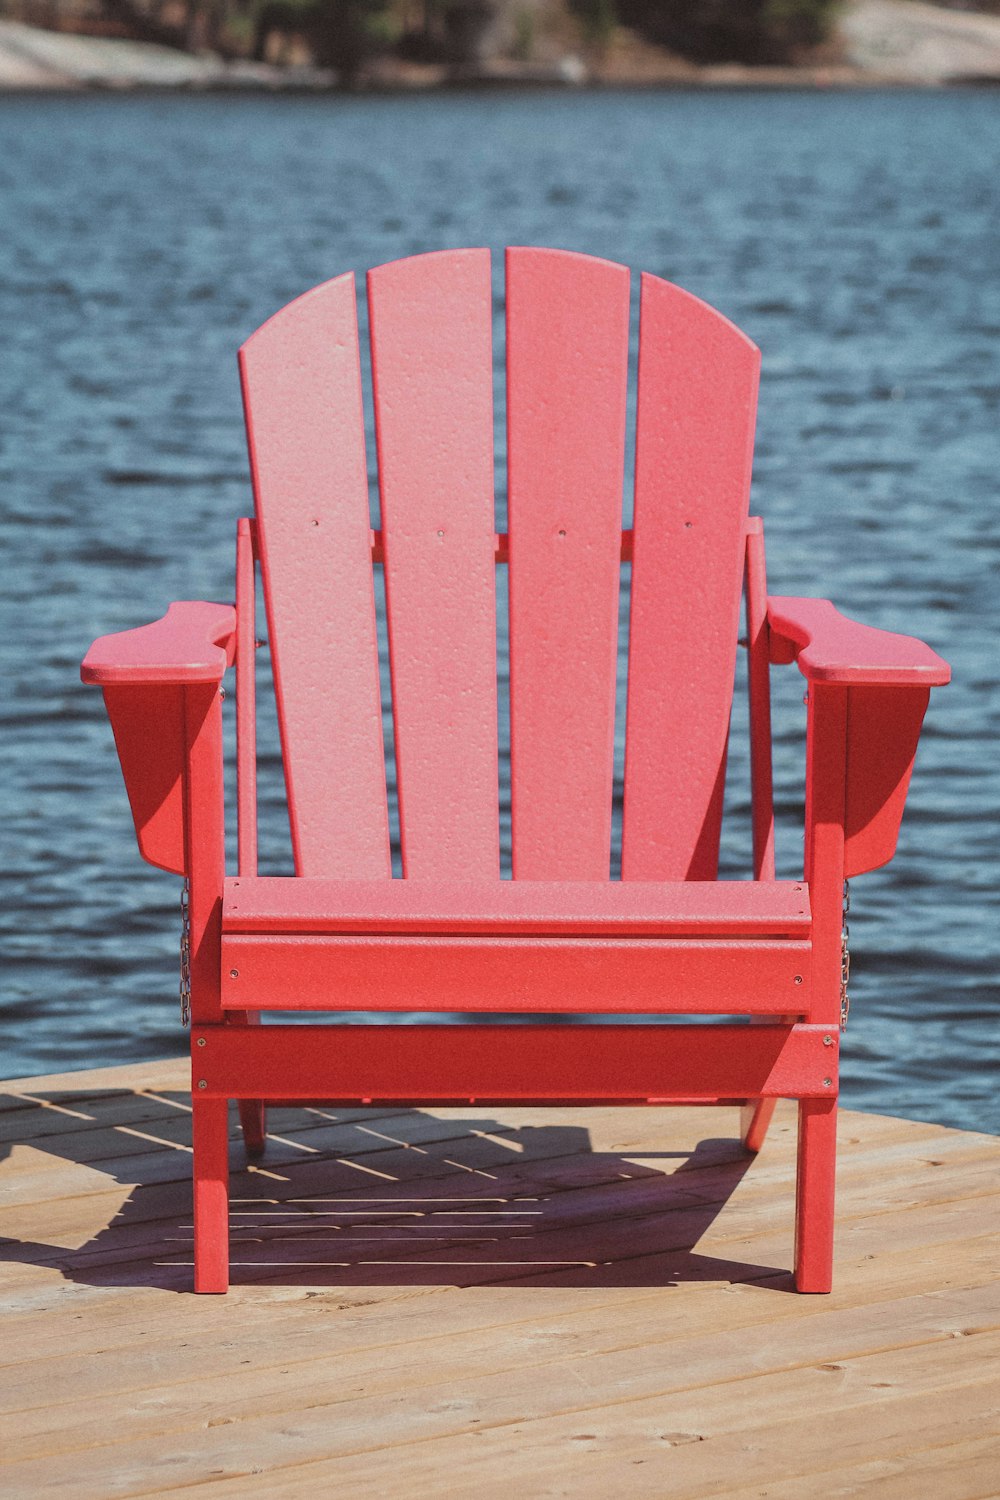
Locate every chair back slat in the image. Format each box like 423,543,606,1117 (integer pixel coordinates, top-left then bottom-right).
622,273,760,880
506,247,630,879
239,274,391,878
368,249,500,879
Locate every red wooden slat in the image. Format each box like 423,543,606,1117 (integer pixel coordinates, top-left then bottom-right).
184,683,225,1024
368,249,499,879
239,274,390,879
195,1023,836,1102
235,517,258,878
745,518,776,881
623,274,761,881
223,874,810,935
506,247,630,880
221,934,811,1013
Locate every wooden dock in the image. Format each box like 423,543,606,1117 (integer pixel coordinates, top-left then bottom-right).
1,1057,998,1498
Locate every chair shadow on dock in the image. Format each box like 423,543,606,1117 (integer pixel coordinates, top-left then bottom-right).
0,1085,792,1293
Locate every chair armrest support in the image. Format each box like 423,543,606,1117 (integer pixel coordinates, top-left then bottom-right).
81,603,235,878
767,596,950,686
767,596,948,877
81,601,237,686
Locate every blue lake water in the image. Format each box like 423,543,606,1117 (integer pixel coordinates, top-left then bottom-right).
0,88,997,1132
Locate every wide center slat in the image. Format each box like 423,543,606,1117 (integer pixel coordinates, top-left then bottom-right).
506,247,631,880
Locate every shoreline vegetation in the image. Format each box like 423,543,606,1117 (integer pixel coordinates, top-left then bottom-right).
2,1,1000,92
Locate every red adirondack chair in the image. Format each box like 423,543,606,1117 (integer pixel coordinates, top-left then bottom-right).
82,248,949,1294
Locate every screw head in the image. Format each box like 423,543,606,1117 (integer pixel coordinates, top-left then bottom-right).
196,1036,206,1047
823,1035,834,1047
822,1078,832,1088
197,1079,207,1090
230,969,239,979
793,975,803,985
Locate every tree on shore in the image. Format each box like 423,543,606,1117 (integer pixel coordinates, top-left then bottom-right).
613,0,839,64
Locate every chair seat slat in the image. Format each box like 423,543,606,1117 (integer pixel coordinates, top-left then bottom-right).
223,875,809,935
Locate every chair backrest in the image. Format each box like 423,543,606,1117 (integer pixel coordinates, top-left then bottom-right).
239,247,760,883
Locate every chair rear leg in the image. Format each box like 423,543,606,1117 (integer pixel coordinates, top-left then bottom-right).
232,1010,266,1158
238,1098,267,1158
740,1098,777,1153
192,1095,230,1293
794,1096,837,1293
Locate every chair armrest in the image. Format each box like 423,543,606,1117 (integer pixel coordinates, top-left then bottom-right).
81,601,237,686
767,596,950,687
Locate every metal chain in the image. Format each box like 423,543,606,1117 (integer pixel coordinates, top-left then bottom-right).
179,877,191,1027
840,879,851,1032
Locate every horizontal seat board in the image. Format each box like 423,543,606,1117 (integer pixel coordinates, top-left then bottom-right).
223,877,810,936
194,1023,836,1101
220,935,812,1013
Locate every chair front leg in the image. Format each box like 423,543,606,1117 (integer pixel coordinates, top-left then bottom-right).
192,1095,230,1293
794,1095,837,1292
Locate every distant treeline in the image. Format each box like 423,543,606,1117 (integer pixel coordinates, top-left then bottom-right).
602,0,839,63
3,0,845,77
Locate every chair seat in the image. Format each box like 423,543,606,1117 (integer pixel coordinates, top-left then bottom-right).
223,876,811,937
220,877,813,1016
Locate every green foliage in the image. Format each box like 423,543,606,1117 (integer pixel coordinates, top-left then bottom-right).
570,0,617,53
512,5,535,61
253,0,396,80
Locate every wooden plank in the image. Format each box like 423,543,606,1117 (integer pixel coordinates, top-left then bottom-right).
0,1058,189,1096
223,875,811,935
219,938,813,1013
506,247,630,880
240,273,390,878
367,248,499,879
234,1363,999,1500
7,1291,1000,1473
716,1435,1000,1500
1,1289,994,1497
623,274,760,881
5,1225,996,1418
6,1116,996,1267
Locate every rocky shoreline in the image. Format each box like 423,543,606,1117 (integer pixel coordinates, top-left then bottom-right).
3,1,1000,92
